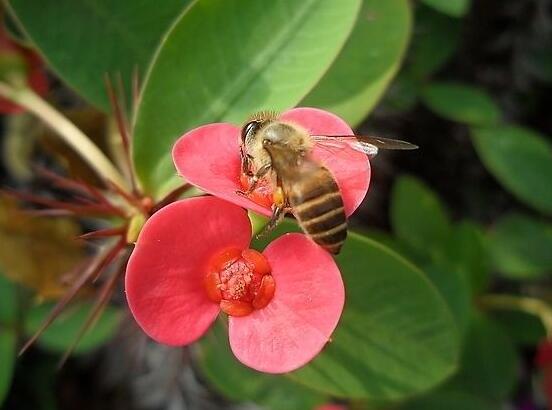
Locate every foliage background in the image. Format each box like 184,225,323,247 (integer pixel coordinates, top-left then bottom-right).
0,0,551,409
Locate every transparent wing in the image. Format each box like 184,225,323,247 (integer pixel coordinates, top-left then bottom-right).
312,135,417,159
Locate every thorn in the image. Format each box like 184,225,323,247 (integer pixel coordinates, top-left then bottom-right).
78,226,126,240
104,74,138,194
115,72,129,128
153,184,192,213
57,255,125,368
131,65,140,111
34,165,94,197
18,244,117,356
23,209,74,217
104,74,130,154
91,237,126,283
105,180,145,213
4,187,127,218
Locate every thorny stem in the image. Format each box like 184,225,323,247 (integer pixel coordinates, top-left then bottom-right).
479,294,552,338
0,82,128,189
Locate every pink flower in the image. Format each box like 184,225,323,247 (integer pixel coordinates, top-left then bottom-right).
537,339,552,368
315,405,347,410
172,107,370,218
125,196,344,373
536,339,552,408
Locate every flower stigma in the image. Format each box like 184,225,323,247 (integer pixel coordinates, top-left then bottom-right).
204,247,275,317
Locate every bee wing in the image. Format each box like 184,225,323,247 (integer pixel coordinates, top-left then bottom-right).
312,135,417,159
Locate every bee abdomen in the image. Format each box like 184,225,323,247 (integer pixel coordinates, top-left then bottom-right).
289,172,347,254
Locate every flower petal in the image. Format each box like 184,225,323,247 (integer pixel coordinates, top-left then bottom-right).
281,107,371,216
125,197,252,346
172,123,271,216
228,233,344,373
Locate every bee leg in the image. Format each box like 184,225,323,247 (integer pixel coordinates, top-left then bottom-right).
256,186,287,238
236,163,271,196
256,204,286,239
240,147,253,175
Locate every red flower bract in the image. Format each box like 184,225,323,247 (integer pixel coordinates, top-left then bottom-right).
172,107,370,217
125,196,344,373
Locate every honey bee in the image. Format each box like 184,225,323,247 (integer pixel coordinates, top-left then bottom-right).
239,111,417,254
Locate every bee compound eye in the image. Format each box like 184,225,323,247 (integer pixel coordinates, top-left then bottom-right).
241,120,261,142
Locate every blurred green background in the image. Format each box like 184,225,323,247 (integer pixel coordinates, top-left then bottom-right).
0,0,551,409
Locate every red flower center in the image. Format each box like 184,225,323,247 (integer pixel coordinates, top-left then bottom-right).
204,247,275,317
239,173,274,208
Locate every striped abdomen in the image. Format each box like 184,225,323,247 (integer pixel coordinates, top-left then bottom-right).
286,166,347,254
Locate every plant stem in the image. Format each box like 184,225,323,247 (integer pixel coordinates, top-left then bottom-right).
0,82,128,189
480,294,552,338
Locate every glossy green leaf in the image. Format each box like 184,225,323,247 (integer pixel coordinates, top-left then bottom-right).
0,275,17,325
25,302,122,354
254,222,460,400
402,390,495,410
471,125,552,214
391,175,451,255
0,329,16,405
8,0,189,110
361,229,425,264
133,0,361,197
489,213,552,279
421,83,501,126
438,222,491,295
420,0,471,18
198,322,324,410
424,265,471,336
450,313,518,401
407,5,461,78
301,0,412,126
362,230,472,334
491,310,546,347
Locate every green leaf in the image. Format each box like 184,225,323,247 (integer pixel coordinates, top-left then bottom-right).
361,229,426,264
0,275,17,325
198,322,324,410
421,82,501,126
402,390,495,410
254,222,460,400
449,313,518,401
471,125,552,214
301,0,412,126
438,222,491,295
382,71,420,113
133,0,361,197
491,309,546,347
424,265,471,336
489,213,552,279
361,226,476,330
407,5,461,78
8,0,189,110
420,0,471,18
25,302,122,354
391,175,451,255
0,329,16,406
